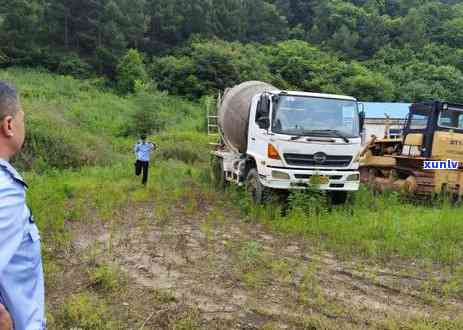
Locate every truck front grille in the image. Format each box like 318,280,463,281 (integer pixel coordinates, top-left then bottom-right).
284,154,353,168
294,174,343,180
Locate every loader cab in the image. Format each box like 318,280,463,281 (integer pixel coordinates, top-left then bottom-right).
402,101,463,159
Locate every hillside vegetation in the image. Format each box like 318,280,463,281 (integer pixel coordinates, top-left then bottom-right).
2,0,463,103
1,68,206,172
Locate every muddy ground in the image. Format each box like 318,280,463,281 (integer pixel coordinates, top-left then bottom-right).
47,188,463,329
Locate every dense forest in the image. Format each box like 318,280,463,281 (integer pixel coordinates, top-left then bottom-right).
2,0,463,101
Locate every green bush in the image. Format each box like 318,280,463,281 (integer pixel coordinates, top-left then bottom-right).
124,90,172,136
89,264,123,292
157,142,204,164
56,53,92,78
36,52,92,78
116,49,148,94
287,190,328,217
156,131,209,164
58,293,116,330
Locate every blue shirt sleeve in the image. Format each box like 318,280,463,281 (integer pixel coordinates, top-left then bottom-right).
134,143,140,155
0,180,24,275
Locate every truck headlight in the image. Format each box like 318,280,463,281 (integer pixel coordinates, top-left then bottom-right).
346,174,360,181
272,170,290,180
267,144,281,160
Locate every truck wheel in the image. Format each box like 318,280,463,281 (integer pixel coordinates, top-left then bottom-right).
246,168,270,204
328,191,348,205
212,157,226,190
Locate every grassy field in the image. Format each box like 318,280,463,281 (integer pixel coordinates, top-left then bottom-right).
2,68,463,329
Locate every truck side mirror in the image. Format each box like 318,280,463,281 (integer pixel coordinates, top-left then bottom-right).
359,111,365,133
256,94,271,130
257,94,270,118
257,116,270,130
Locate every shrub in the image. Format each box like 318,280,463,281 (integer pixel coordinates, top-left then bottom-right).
156,132,209,164
58,293,116,330
117,49,148,94
287,190,328,217
56,53,92,77
42,52,92,78
88,264,122,292
157,142,204,164
126,90,172,136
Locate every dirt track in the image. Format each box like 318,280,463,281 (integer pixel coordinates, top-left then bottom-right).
57,190,463,329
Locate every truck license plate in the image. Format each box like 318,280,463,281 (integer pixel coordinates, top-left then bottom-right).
310,175,329,185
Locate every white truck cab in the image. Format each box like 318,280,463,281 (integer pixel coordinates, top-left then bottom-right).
212,84,365,204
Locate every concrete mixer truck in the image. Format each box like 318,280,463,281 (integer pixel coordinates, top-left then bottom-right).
211,81,365,204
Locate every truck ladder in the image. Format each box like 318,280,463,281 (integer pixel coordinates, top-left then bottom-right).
207,94,219,136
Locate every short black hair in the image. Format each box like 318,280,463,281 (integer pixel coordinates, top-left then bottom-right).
141,134,147,140
0,81,19,120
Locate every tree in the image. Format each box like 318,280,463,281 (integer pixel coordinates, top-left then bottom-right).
117,49,148,94
242,0,289,43
145,0,189,51
152,40,273,98
119,0,146,49
398,8,427,48
264,40,351,94
442,16,463,48
330,25,360,58
210,0,247,41
129,91,170,135
94,0,128,76
0,0,45,65
275,0,316,39
343,71,395,101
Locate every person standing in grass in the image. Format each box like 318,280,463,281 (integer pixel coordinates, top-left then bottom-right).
134,134,157,185
0,81,46,330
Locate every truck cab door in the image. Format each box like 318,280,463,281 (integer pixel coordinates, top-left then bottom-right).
248,94,270,160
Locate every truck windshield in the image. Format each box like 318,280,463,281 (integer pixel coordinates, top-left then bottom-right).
271,95,360,138
438,106,463,130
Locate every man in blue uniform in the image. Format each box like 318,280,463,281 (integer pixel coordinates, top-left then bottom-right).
0,81,46,329
134,135,156,185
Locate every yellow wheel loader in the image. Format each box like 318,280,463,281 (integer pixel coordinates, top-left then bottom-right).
359,101,463,201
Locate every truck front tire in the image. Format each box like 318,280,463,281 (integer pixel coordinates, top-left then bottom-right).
246,168,271,204
328,191,348,205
